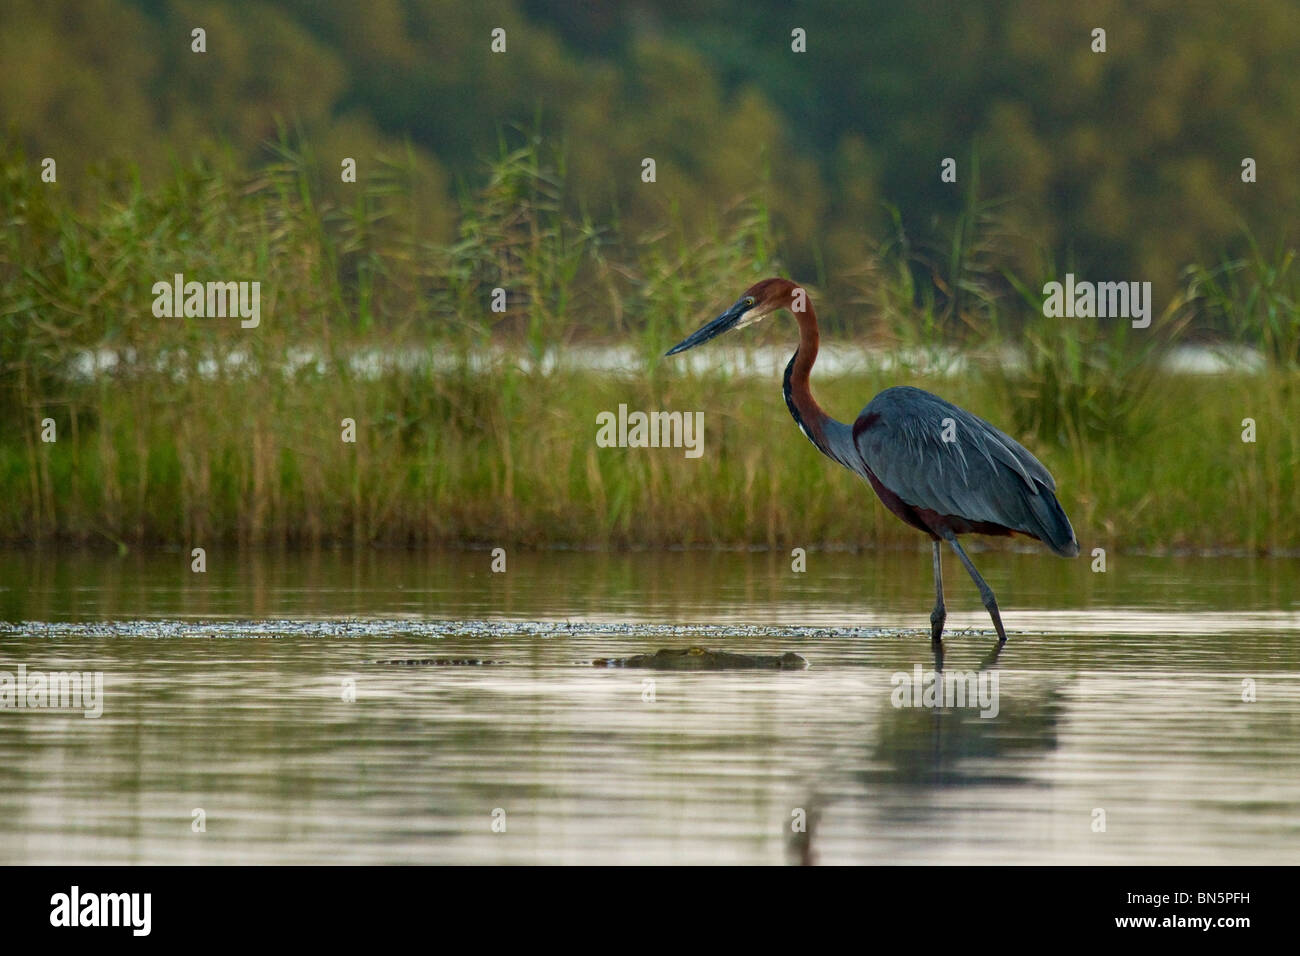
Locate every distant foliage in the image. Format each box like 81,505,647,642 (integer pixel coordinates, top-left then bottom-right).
4,0,1299,305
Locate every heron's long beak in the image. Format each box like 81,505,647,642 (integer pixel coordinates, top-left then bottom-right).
666,301,748,356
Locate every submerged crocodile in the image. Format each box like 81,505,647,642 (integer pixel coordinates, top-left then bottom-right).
591,647,807,670
369,647,808,670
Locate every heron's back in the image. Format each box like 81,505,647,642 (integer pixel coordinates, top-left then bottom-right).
849,386,1079,556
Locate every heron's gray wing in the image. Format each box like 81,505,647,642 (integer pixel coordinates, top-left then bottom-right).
850,386,1075,552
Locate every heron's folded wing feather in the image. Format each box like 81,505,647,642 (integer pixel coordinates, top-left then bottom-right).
851,387,1060,537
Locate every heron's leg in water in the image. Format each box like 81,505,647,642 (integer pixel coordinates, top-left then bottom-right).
945,535,1009,645
929,540,947,670
929,541,946,643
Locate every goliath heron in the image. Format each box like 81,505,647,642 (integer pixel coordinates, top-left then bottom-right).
667,277,1078,657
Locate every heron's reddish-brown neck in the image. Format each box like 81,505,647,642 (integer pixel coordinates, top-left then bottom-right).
788,296,826,426
782,293,842,459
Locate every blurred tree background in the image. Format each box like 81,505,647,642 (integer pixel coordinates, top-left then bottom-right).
4,0,1297,313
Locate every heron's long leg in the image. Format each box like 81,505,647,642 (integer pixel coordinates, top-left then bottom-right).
929,540,946,642
945,535,1009,645
930,540,946,670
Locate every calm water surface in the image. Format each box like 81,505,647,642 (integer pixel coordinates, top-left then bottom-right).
1,548,1297,864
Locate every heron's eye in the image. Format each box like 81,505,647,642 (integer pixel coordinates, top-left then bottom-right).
744,296,755,307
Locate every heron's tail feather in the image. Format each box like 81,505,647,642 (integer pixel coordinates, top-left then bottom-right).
1027,485,1079,557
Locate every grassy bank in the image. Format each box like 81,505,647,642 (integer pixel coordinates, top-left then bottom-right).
4,361,1297,553
3,138,1299,552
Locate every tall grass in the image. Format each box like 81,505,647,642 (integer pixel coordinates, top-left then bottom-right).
2,135,1297,552
1186,229,1300,369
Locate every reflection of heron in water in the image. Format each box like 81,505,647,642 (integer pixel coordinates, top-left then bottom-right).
788,681,1065,863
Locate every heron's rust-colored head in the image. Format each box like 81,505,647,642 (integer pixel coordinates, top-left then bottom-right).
665,277,807,356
